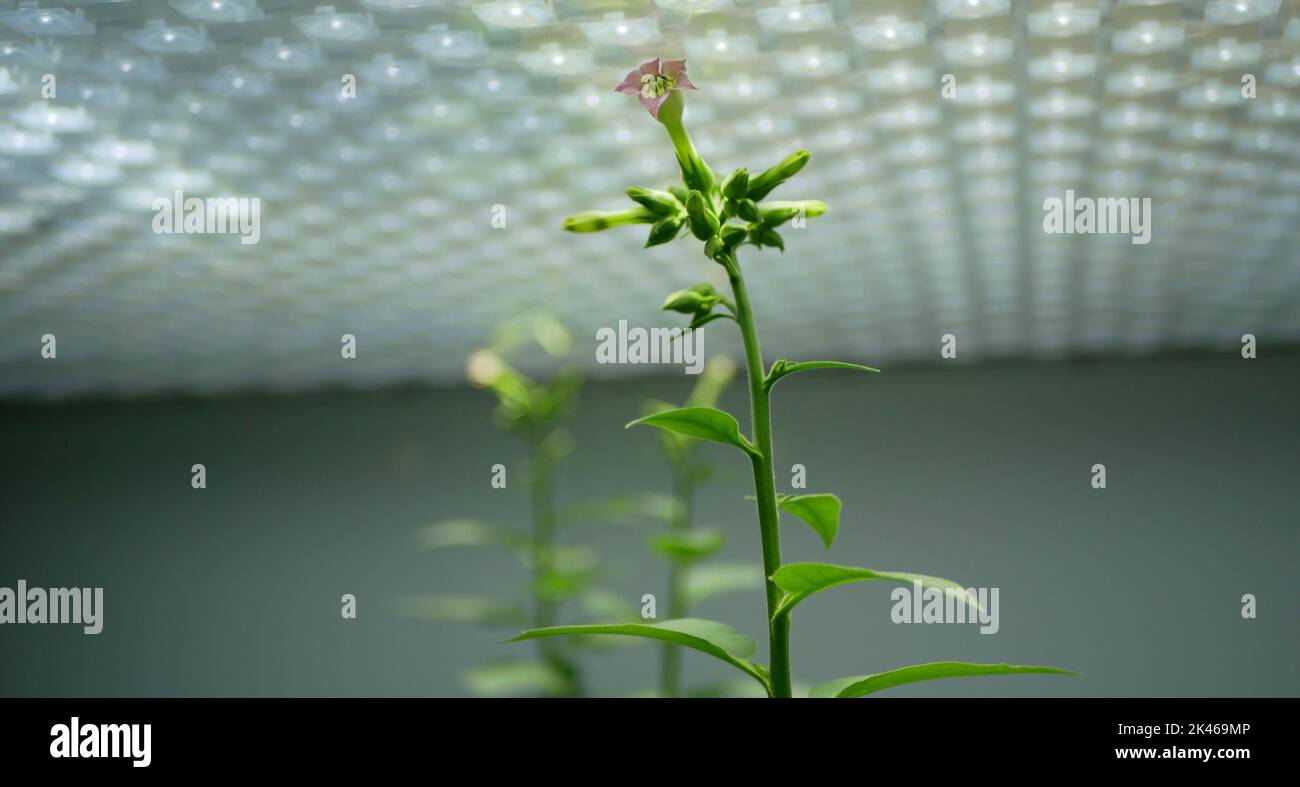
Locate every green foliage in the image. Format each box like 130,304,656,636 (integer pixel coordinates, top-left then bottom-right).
766,359,880,391
414,519,526,551
626,406,756,456
511,619,770,694
394,595,527,626
558,493,681,527
776,494,841,549
771,563,980,620
810,663,1079,699
649,528,726,562
464,661,570,698
684,562,764,606
541,62,1074,699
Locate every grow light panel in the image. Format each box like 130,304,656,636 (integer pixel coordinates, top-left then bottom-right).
0,0,1298,398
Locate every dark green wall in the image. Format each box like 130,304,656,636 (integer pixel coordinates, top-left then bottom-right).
1,353,1296,696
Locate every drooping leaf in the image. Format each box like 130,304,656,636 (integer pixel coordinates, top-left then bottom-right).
777,494,841,549
683,562,764,605
626,406,756,456
810,662,1078,698
392,594,526,626
649,528,726,562
766,360,880,391
510,618,769,693
771,562,980,620
415,519,525,551
463,661,568,697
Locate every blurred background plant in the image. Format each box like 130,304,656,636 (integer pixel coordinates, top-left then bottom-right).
639,355,765,698
394,312,640,697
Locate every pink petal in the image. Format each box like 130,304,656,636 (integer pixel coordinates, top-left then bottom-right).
674,73,697,90
639,57,662,76
641,91,670,118
613,67,642,94
661,59,687,78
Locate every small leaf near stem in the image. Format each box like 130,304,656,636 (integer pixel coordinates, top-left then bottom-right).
771,562,981,621
775,494,841,549
626,406,758,457
765,360,880,392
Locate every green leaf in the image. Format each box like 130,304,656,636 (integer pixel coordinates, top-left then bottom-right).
626,406,756,456
464,661,569,697
559,493,680,527
392,594,526,626
415,519,524,551
777,494,841,549
510,619,769,694
686,311,736,332
649,528,725,562
683,562,764,605
772,562,980,620
767,359,879,391
534,545,601,602
810,662,1078,698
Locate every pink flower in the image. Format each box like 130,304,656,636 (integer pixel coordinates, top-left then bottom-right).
613,58,697,119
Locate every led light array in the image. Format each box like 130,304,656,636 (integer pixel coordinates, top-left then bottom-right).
0,0,1298,398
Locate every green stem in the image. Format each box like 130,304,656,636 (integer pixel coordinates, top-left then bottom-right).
723,253,792,698
660,459,693,698
528,434,581,697
658,92,714,194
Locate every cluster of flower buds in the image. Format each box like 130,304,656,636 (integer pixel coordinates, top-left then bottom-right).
562,58,828,266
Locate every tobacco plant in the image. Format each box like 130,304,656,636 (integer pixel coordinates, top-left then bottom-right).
640,356,768,697
511,60,1074,698
405,314,632,697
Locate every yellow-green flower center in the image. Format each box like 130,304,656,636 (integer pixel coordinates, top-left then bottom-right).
640,72,674,99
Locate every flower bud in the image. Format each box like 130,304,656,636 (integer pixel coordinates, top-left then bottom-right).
626,187,683,216
749,225,785,252
760,200,828,227
685,190,720,240
721,168,749,201
718,223,746,250
662,288,710,314
736,198,761,223
675,149,715,195
562,207,658,233
704,236,724,259
645,214,685,247
747,150,810,201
